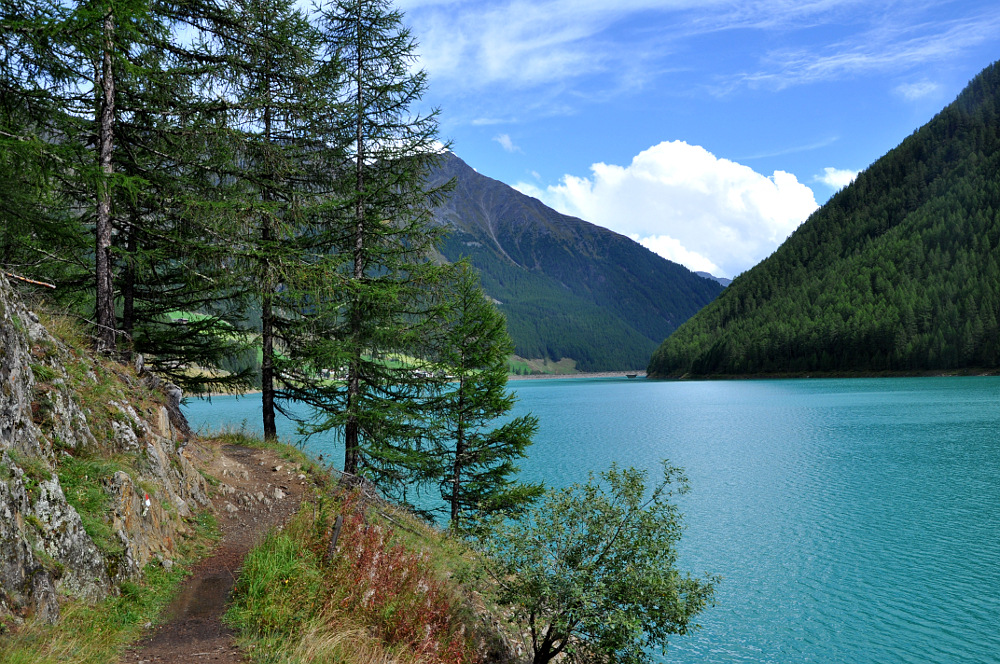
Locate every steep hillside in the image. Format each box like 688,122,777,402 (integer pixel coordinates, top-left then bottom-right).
649,60,1000,378
0,273,208,623
427,153,723,371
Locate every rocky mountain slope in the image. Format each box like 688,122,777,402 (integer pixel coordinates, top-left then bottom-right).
0,273,208,624
427,152,723,371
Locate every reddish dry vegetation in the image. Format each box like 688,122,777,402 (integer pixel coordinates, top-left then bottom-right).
331,493,474,664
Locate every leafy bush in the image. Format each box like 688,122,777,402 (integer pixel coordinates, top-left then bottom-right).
473,462,718,664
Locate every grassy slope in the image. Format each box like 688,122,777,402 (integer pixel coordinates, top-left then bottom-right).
2,311,506,664
223,469,508,664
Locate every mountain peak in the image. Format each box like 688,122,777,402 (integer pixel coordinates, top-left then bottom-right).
427,153,723,371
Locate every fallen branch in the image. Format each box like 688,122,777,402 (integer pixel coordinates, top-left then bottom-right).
4,272,56,289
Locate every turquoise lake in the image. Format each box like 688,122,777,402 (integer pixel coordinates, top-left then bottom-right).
183,376,1000,663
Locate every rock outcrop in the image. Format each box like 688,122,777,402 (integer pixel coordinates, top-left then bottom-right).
0,274,208,624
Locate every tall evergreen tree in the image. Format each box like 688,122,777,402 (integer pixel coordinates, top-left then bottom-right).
430,263,542,529
108,19,259,391
2,0,264,389
281,0,451,499
0,0,97,301
206,0,333,434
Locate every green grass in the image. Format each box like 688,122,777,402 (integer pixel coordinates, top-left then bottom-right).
29,362,59,383
57,454,126,556
9,450,54,503
506,355,578,375
225,488,492,664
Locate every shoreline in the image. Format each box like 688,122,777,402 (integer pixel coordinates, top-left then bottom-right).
507,371,646,381
189,368,1000,399
196,371,647,398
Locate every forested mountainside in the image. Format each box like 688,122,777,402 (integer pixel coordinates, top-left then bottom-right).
427,153,723,371
648,61,1000,378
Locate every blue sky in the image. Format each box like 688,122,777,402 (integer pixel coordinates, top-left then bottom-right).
396,0,1000,278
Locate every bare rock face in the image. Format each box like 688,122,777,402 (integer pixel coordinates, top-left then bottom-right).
0,274,207,623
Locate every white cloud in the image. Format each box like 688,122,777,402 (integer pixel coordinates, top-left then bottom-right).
816,167,859,190
631,234,722,275
409,0,716,94
894,80,940,101
513,181,545,198
493,133,522,153
525,141,819,277
408,0,1000,103
738,13,1000,91
472,117,514,126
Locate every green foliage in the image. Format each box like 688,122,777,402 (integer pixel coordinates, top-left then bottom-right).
29,362,58,383
649,60,1000,377
429,263,543,528
225,530,326,639
280,0,452,490
473,462,717,664
10,450,53,503
57,454,123,555
0,507,218,664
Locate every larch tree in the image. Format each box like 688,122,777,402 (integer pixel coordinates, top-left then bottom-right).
107,9,260,392
283,0,451,499
207,0,330,437
430,262,542,529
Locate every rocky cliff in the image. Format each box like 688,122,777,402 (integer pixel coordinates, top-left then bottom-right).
0,273,208,625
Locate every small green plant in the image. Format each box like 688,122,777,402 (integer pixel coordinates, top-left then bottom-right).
30,362,58,383
32,547,65,579
10,451,53,503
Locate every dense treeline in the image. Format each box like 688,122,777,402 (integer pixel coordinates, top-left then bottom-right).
648,60,1000,377
428,152,723,371
0,0,539,517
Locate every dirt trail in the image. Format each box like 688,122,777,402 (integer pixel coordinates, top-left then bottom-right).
123,443,312,663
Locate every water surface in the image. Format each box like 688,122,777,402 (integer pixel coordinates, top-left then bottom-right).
184,376,1000,663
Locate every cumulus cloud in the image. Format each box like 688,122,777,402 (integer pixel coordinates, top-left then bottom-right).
631,234,722,275
816,167,859,190
521,141,819,277
493,133,522,153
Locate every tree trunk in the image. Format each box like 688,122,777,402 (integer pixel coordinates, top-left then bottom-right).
344,12,365,475
451,377,465,524
261,291,276,440
95,8,116,353
120,222,136,360
260,88,277,441
260,32,277,442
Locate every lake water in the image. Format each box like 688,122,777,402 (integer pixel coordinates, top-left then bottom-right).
184,376,1000,663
